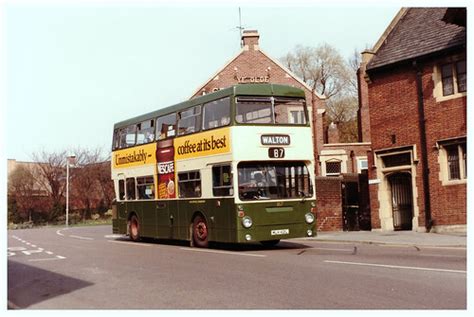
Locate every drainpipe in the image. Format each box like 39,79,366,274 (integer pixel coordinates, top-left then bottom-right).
413,60,433,232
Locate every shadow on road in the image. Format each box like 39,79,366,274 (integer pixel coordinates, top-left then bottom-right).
111,236,311,252
8,260,93,309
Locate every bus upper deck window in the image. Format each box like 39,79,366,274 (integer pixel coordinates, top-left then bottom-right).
136,120,155,145
156,113,177,140
274,98,307,125
178,106,201,136
119,125,137,148
203,97,230,130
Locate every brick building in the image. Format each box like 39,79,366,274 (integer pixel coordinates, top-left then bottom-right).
359,8,466,232
191,30,372,231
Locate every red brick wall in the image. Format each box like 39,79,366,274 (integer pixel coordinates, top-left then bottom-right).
366,55,466,229
315,177,343,231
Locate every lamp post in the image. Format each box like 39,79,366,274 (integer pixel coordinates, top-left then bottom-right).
66,155,76,227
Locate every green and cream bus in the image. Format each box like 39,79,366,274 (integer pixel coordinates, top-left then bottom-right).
111,83,316,247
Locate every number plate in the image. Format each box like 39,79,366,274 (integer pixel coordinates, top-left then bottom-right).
271,229,290,236
268,147,285,158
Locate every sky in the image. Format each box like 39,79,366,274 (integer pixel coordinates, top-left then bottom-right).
0,1,422,162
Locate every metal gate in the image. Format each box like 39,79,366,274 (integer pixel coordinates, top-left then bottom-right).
388,173,413,230
342,179,359,231
341,172,371,231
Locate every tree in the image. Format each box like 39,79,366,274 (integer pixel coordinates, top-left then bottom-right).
8,163,51,223
70,147,110,221
282,44,360,142
31,150,68,221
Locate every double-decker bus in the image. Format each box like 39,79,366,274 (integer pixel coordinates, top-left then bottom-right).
111,83,316,247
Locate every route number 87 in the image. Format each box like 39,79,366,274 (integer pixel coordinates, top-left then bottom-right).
268,147,285,158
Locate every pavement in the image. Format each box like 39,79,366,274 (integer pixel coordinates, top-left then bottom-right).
307,230,467,247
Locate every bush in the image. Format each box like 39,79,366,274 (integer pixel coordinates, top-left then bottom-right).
104,209,113,219
91,213,100,221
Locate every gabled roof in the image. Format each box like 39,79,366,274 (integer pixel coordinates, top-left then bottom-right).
189,47,325,100
367,8,466,71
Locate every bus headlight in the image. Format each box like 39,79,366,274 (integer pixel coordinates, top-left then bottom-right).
305,212,315,224
242,216,253,228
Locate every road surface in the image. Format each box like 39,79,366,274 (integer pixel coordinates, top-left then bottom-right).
7,225,466,309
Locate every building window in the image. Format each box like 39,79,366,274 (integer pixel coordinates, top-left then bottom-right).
456,60,467,93
441,60,466,96
357,158,368,173
289,110,305,124
325,161,342,176
178,171,201,198
445,144,466,180
438,139,466,185
382,152,411,168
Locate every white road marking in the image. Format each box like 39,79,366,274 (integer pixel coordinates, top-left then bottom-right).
418,254,465,258
180,247,267,258
69,235,94,241
8,237,66,260
108,240,151,247
7,247,27,251
311,247,354,252
56,229,66,236
105,234,124,239
28,257,65,262
324,260,466,274
22,248,44,256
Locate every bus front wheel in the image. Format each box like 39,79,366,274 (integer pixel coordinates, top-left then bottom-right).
129,214,141,242
192,215,209,248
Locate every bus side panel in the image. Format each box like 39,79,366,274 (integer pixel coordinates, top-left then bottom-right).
138,201,156,238
113,200,128,234
167,200,180,239
175,198,237,243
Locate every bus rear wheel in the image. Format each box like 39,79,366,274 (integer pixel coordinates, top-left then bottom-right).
260,240,280,247
129,214,141,242
192,215,209,248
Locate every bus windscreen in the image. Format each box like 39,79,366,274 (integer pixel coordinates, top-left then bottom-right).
237,162,313,200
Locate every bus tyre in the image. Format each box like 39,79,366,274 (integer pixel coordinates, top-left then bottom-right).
129,215,141,242
192,215,209,248
260,240,280,247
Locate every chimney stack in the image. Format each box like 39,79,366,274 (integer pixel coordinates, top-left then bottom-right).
241,30,260,50
357,50,374,143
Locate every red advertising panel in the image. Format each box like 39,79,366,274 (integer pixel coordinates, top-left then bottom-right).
157,139,176,199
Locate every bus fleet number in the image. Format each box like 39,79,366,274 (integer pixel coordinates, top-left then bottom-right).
268,147,285,158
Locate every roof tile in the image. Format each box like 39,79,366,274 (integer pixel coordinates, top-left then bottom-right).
367,8,466,70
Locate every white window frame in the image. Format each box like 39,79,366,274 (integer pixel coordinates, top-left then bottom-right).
438,141,467,186
356,157,369,174
325,159,342,177
432,55,467,102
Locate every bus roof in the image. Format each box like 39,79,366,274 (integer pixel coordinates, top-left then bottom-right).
113,83,306,130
